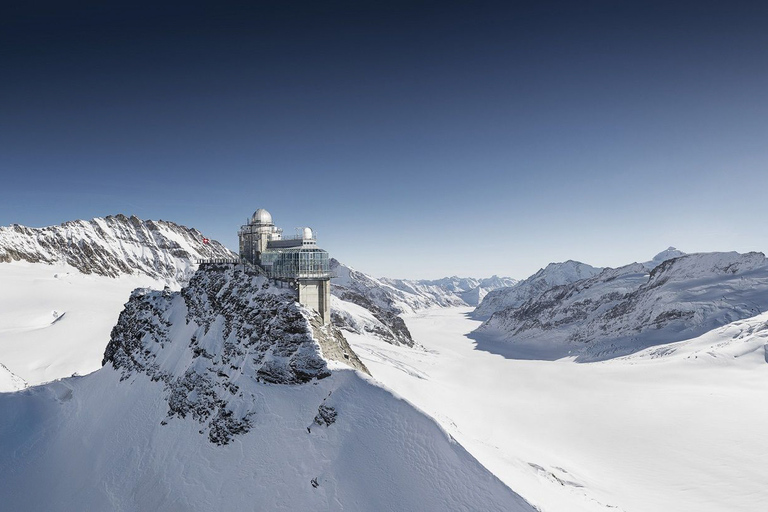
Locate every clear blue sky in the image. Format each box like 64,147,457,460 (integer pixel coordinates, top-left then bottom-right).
1,1,767,279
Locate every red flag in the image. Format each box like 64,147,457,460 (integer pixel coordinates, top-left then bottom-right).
202,237,209,244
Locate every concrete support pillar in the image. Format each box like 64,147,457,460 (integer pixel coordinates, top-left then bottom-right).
298,278,331,325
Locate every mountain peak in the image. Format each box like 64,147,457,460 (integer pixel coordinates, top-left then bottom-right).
651,246,685,263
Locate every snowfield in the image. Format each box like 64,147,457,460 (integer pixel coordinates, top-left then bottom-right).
0,368,533,512
346,307,768,512
0,261,167,388
0,362,25,391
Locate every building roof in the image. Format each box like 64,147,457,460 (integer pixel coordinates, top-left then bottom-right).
251,208,273,225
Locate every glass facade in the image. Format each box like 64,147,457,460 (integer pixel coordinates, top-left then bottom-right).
260,247,331,279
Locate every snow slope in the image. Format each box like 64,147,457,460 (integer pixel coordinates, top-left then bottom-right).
345,306,768,512
0,265,534,512
477,251,768,360
0,363,25,391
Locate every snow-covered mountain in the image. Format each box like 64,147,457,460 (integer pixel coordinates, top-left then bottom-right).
475,251,768,361
382,275,518,306
0,214,235,283
617,308,768,365
330,259,515,346
0,263,534,512
0,215,235,388
474,260,603,319
643,246,686,269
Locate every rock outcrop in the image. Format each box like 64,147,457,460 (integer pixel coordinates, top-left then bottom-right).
104,263,365,444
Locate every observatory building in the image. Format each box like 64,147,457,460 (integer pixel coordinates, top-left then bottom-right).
238,208,331,324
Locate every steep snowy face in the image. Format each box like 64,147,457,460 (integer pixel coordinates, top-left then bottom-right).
474,260,602,319
0,264,534,512
477,252,768,361
331,260,416,346
0,214,234,283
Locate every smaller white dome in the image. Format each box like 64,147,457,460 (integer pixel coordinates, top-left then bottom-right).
302,227,313,239
251,208,273,225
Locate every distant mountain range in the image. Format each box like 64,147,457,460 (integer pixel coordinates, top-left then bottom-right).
330,258,516,346
3,214,765,374
472,248,768,361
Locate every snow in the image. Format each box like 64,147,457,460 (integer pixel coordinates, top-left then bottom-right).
2,216,764,511
332,259,516,313
0,261,167,389
345,306,768,512
474,260,602,319
0,215,235,390
476,251,768,361
331,295,393,336
0,214,234,281
381,275,519,307
331,258,516,346
0,265,534,512
0,369,532,511
0,363,25,391
645,246,686,269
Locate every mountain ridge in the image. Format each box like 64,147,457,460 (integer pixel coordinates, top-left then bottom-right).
0,214,235,284
475,251,768,361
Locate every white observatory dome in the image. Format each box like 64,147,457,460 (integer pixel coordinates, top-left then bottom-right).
302,227,313,239
251,208,273,225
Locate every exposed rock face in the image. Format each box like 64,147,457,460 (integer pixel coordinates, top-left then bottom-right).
309,315,369,375
331,287,416,347
0,215,234,283
103,263,345,444
476,252,768,361
314,404,337,426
